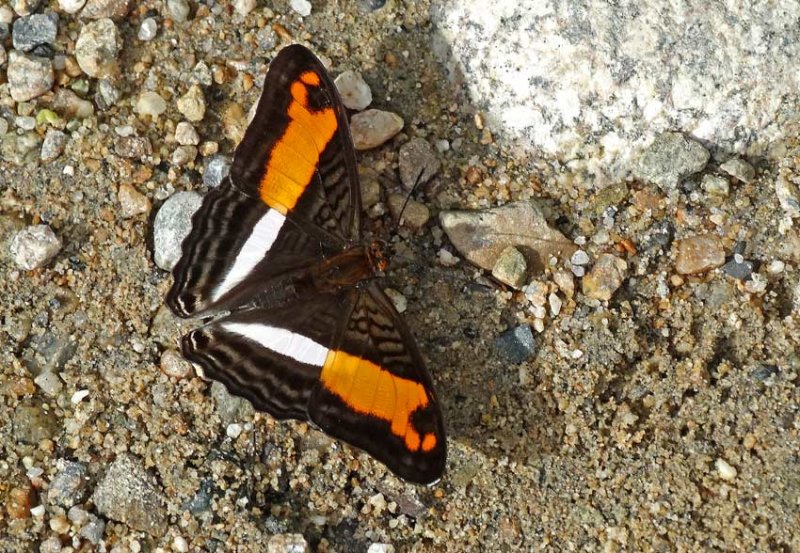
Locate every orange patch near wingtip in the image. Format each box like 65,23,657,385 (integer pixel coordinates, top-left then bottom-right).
259,74,337,214
321,349,435,453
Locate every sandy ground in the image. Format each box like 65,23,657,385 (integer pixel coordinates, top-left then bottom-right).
1,1,799,551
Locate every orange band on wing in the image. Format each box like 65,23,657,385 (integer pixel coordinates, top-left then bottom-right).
259,72,338,214
321,350,437,453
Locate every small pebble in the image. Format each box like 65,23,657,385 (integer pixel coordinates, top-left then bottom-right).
367,545,395,553
11,0,41,17
495,325,536,364
153,192,203,270
384,288,407,313
118,184,151,218
173,536,190,553
398,138,440,191
167,0,190,22
58,0,86,13
491,246,527,289
177,84,206,122
79,514,105,544
97,79,121,108
10,225,62,270
635,131,710,191
115,136,152,159
553,270,575,298
160,349,193,379
387,193,430,231
721,256,754,281
203,154,231,188
702,174,729,197
67,505,89,524
71,389,90,404
289,0,312,16
135,91,167,117
675,234,725,275
6,486,35,518
75,18,121,78
267,533,310,553
234,0,256,15
745,273,767,294
720,157,755,183
226,423,243,439
768,260,785,274
39,537,61,553
40,129,67,163
7,50,54,102
12,13,58,52
80,0,130,20
34,371,63,396
548,292,562,316
581,253,627,301
350,109,404,150
437,248,459,267
50,514,70,533
334,70,372,110
138,17,157,41
175,121,200,145
715,458,737,481
571,249,590,266
172,145,198,166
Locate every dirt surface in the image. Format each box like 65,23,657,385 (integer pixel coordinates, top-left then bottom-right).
1,1,799,551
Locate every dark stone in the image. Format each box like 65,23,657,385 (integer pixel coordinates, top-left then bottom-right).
12,13,58,53
495,325,536,364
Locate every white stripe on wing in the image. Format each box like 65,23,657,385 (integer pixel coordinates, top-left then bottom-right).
211,209,286,301
221,322,329,366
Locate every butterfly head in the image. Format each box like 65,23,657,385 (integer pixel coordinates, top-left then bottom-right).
367,240,390,273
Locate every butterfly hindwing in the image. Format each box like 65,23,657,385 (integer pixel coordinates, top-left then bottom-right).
309,285,447,484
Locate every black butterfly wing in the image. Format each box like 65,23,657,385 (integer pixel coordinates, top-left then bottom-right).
309,284,447,484
180,284,446,484
167,45,360,318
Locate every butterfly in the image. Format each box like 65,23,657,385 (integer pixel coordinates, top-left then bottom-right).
165,44,446,484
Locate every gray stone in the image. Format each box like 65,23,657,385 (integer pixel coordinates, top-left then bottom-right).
1,131,42,165
398,138,440,191
40,129,67,163
350,109,404,150
91,454,168,536
153,191,203,271
440,201,576,273
79,0,129,19
75,18,121,78
7,50,53,102
495,325,536,364
167,0,190,22
79,514,106,544
10,225,62,270
722,255,754,281
211,381,254,424
137,17,157,41
776,153,800,218
387,193,430,231
701,174,730,197
12,13,58,52
12,402,60,444
491,246,527,289
720,157,755,183
97,78,121,109
334,70,372,111
635,132,709,190
48,460,89,507
203,154,230,188
431,2,800,185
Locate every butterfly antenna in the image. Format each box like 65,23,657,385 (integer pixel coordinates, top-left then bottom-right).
393,170,426,233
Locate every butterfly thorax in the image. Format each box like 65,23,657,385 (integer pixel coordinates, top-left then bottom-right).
310,240,388,292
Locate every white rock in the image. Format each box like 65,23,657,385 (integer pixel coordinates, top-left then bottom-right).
153,192,203,271
350,109,404,150
234,0,256,16
138,17,157,41
715,458,737,481
135,91,167,117
10,225,62,270
431,1,800,184
334,70,372,110
175,121,200,145
58,0,86,12
289,0,311,17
